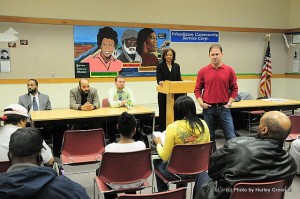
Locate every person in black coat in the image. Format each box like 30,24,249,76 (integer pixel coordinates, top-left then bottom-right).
156,48,183,132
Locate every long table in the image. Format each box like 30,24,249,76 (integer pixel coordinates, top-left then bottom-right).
231,99,300,112
230,99,300,131
30,105,155,131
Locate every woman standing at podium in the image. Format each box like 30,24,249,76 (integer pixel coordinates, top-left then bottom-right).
156,48,182,132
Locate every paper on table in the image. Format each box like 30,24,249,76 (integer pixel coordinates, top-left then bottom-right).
262,98,288,102
153,130,166,145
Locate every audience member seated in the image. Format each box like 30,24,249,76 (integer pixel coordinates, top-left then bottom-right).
290,139,300,175
194,111,297,199
70,78,101,130
107,75,136,143
0,104,54,166
152,95,210,192
102,111,146,199
0,127,90,198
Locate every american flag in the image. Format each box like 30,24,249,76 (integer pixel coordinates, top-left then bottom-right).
260,41,272,97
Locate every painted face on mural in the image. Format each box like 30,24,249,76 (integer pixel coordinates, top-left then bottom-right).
123,37,137,55
145,32,157,53
100,38,115,58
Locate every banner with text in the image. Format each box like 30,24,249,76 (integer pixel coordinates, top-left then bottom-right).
171,30,219,43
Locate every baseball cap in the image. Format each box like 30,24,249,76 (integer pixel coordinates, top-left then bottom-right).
3,104,29,118
9,127,45,156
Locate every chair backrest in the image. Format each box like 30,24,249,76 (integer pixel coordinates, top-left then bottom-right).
289,115,300,134
102,98,109,108
99,149,152,184
117,187,187,199
230,180,286,199
61,128,105,156
0,161,11,173
167,142,212,175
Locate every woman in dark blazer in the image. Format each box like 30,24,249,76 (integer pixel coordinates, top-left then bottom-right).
156,48,182,132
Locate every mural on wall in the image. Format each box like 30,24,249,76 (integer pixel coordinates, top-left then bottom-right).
74,26,170,77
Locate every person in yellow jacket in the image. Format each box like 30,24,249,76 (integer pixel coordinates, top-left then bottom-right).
153,95,210,192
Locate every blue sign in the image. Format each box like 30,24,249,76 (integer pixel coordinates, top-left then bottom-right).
171,30,219,43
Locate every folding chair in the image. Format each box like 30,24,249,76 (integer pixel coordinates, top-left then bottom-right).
153,142,212,198
102,98,109,108
241,97,267,132
61,128,105,165
117,187,187,199
0,161,11,173
94,149,153,199
230,180,286,199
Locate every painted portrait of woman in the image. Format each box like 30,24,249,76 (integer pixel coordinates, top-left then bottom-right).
136,28,159,66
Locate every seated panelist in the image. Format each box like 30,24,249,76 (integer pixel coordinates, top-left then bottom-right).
106,75,136,143
18,79,67,157
70,78,100,111
70,78,101,130
108,75,136,108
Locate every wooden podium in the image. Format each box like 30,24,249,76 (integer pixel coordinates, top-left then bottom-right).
156,80,195,127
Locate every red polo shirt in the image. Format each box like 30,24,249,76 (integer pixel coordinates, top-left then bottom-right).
194,63,238,104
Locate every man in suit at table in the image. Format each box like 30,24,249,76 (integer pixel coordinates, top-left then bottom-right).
18,79,51,111
18,79,68,157
70,78,101,130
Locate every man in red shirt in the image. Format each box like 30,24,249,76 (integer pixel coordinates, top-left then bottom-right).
194,44,238,151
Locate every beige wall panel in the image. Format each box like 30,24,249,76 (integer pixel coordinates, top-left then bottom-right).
0,0,291,28
290,0,300,28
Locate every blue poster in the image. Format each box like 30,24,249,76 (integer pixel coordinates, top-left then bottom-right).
171,30,219,43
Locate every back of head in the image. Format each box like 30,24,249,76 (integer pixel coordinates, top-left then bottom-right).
174,95,196,120
174,95,204,132
9,127,44,157
258,111,291,141
118,112,137,137
1,104,29,125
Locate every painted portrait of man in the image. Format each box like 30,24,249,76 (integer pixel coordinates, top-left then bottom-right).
117,29,142,63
